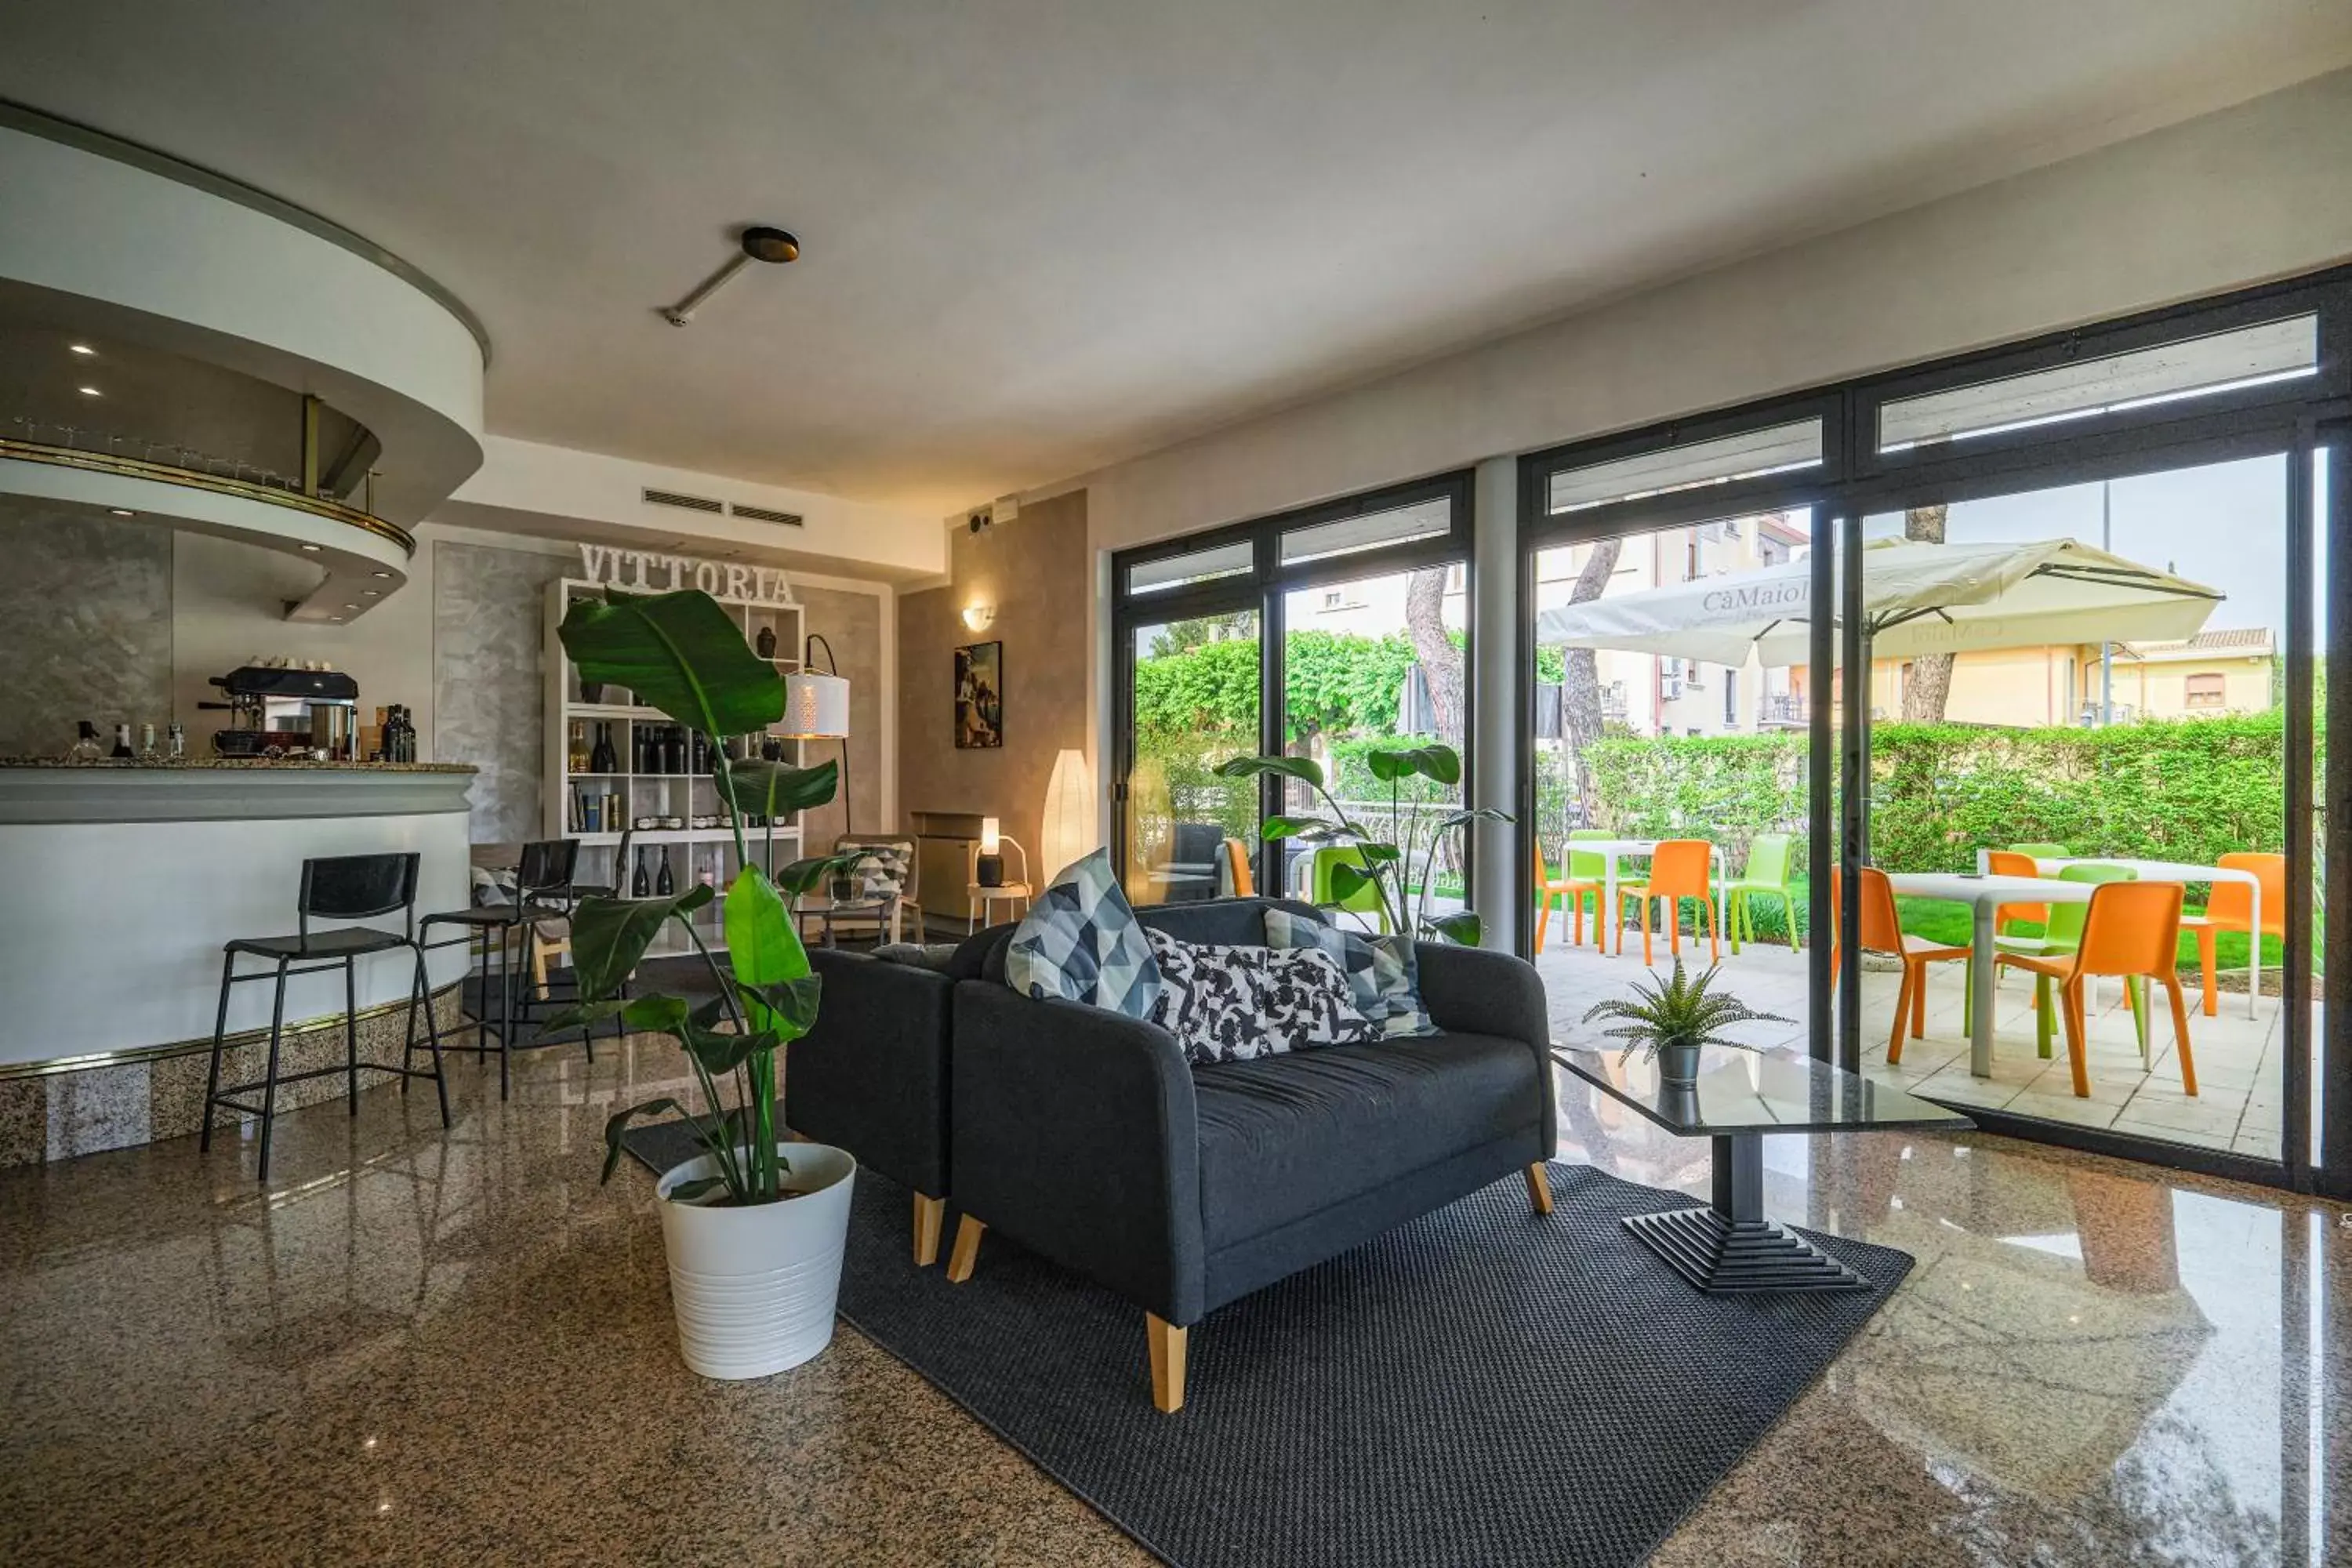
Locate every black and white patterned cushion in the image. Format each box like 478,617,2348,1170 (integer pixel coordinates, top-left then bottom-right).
1146,927,1377,1065
1261,908,1439,1039
1004,848,1163,1018
837,840,912,900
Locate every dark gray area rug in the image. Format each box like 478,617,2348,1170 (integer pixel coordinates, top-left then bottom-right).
622,1126,1910,1568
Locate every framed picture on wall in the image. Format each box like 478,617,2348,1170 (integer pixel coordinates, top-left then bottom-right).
955,640,1004,749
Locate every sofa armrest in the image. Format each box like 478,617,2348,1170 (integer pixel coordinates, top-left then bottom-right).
951,981,1207,1323
784,949,953,1196
1411,942,1555,1158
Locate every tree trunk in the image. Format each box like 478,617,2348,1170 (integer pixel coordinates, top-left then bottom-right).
1559,538,1623,822
1900,506,1954,723
1403,567,1464,744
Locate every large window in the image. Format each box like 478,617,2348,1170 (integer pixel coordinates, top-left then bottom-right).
1113,474,1473,913
1519,266,2350,1196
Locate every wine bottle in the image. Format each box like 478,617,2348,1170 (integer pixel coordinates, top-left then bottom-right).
111,723,134,760
590,722,618,775
66,720,102,762
655,848,674,896
665,728,685,774
568,720,590,774
631,846,651,898
166,723,186,760
138,723,158,760
691,729,709,774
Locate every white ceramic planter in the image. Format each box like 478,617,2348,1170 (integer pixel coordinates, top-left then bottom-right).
655,1142,857,1380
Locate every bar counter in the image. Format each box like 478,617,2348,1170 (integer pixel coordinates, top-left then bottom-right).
0,759,477,1073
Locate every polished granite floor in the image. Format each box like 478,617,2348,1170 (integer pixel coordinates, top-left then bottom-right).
3,1029,2348,1566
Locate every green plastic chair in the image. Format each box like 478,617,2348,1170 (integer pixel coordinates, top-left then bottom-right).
1721,833,1798,954
1310,846,1391,934
1541,829,1612,948
1989,862,2143,1059
2007,840,2071,865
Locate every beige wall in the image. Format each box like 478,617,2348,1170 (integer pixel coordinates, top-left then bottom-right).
2127,657,2274,719
898,491,1091,893
795,583,888,848
1867,646,2274,727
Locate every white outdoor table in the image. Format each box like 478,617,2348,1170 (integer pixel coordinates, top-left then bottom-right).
1885,871,2096,1078
2001,853,2263,1020
1574,839,1727,961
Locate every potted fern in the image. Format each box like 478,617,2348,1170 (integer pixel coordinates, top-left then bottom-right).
1581,960,1789,1085
1214,742,1508,944
541,586,855,1381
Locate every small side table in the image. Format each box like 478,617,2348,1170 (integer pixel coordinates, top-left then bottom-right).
967,882,1033,933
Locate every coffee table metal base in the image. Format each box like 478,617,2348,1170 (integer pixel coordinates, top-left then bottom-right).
1621,1132,1867,1294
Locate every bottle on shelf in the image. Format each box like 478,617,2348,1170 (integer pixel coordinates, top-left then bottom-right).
138,723,158,760
655,848,675,896
632,846,652,898
590,722,618,775
165,723,186,760
110,723,135,760
664,727,686,775
691,729,709,774
568,719,590,775
66,720,103,762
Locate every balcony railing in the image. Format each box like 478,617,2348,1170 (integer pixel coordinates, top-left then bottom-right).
1759,693,1806,726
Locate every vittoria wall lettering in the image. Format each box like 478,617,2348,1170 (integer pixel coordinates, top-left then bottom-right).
575,543,799,607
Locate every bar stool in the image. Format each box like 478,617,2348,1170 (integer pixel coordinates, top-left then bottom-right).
201,852,450,1183
419,839,580,1100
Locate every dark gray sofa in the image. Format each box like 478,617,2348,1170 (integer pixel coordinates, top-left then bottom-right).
946,896,1554,1412
785,941,984,1266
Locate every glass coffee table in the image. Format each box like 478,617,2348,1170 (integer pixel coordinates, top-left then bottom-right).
1552,1046,1972,1294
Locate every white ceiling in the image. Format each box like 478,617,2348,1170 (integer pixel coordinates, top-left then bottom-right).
6,2,2350,514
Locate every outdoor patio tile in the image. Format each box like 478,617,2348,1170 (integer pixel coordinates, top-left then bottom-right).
2112,1091,2243,1136
1999,1090,2127,1129
2232,1127,2285,1157
1910,1070,2023,1110
2107,1117,2237,1153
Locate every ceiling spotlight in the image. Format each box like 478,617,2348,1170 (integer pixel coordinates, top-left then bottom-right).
108,507,135,517
77,386,101,397
330,615,345,622
68,343,95,356
362,588,380,597
343,603,361,610
662,224,800,326
371,570,393,579
299,543,322,553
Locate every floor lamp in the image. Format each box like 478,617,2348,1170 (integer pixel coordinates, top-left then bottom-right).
780,633,853,841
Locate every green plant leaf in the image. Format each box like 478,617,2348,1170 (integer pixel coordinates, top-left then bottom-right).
1261,813,1336,840
679,996,777,1077
558,587,784,739
1405,744,1463,786
723,865,808,1034
735,975,824,1041
665,1176,725,1204
774,852,860,896
1214,753,1324,789
1426,911,1483,946
568,885,716,1000
1327,860,1380,902
531,997,629,1043
600,1095,699,1183
1364,748,1415,782
1355,843,1401,863
1432,807,1513,831
711,757,839,820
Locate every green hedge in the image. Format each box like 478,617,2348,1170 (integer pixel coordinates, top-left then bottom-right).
1581,711,2288,873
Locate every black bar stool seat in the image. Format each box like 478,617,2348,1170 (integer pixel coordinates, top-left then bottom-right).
419,839,588,1100
201,852,450,1183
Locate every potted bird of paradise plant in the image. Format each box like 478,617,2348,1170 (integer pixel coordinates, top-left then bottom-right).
542,586,857,1380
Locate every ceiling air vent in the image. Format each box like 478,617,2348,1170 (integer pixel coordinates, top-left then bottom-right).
731,503,804,528
642,487,724,514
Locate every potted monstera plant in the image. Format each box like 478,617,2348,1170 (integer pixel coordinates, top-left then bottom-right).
542,586,855,1381
1214,742,1508,945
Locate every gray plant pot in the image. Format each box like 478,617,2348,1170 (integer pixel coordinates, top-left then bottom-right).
1657,1040,1702,1085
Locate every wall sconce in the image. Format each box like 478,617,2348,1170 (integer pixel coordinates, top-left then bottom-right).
962,603,996,632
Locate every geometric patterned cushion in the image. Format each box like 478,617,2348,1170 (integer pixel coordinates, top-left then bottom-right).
836,840,913,901
1261,907,1439,1039
1004,848,1163,1020
1145,928,1378,1065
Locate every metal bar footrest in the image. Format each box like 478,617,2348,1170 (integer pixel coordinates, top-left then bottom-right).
1621,1207,1867,1294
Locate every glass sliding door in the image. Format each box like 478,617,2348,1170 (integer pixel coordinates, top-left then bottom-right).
1122,604,1261,907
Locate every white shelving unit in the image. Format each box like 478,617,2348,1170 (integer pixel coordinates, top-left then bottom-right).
544,579,804,958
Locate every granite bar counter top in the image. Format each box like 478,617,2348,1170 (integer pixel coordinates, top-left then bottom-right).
0,757,475,771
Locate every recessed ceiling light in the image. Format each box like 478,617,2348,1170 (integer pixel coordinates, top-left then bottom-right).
362,589,380,597
330,616,345,622
371,570,393,579
343,602,361,610
68,343,96,356
77,386,101,397
299,543,322,553
108,507,135,517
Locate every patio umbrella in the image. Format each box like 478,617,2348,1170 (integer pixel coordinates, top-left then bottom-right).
1534,537,2222,667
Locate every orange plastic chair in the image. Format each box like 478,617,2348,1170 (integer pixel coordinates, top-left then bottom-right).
1221,837,1255,897
1618,840,1719,967
1997,880,2197,1099
2179,851,2285,1018
1986,850,2049,935
1829,866,1973,1062
1534,844,1603,955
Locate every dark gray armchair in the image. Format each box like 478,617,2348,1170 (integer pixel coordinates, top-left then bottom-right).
946,897,1554,1413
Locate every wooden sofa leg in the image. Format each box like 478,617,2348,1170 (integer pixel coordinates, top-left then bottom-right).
945,1214,986,1283
912,1193,946,1268
1524,1163,1553,1215
1147,1312,1187,1414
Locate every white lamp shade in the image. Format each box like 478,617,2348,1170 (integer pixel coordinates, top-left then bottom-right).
779,671,851,739
980,816,1001,855
1038,749,1094,879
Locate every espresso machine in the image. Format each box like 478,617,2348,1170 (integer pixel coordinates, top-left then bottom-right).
202,662,361,758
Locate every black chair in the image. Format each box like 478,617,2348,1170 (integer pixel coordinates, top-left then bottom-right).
201,852,450,1182
562,826,634,902
419,838,581,1100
